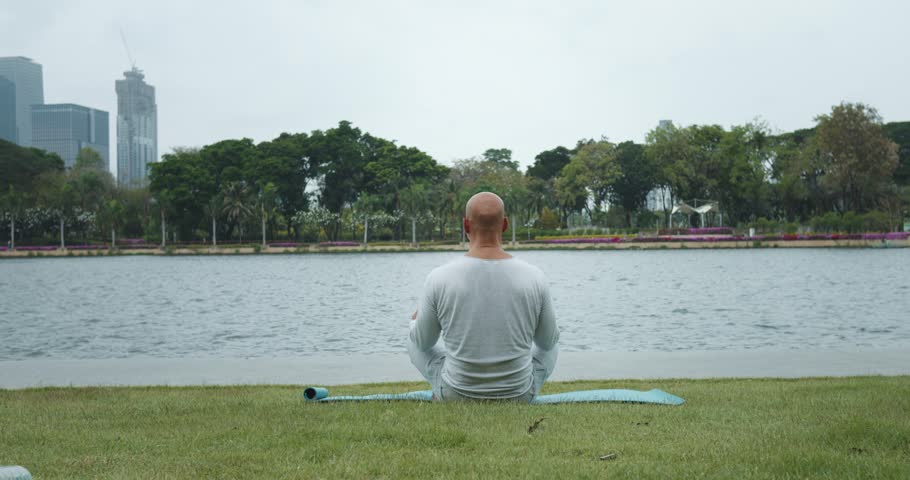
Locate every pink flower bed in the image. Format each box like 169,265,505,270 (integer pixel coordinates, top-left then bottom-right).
68,245,107,250
544,237,624,244
16,245,58,251
318,241,360,247
540,232,908,244
686,227,734,235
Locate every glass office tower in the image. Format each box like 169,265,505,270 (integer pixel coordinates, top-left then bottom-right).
31,103,110,169
0,56,45,147
0,76,15,143
116,67,157,187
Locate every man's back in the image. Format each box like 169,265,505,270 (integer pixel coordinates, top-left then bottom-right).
410,256,559,399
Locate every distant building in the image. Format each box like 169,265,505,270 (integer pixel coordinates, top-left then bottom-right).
116,67,157,187
658,119,673,131
0,76,15,143
31,103,109,169
0,56,44,147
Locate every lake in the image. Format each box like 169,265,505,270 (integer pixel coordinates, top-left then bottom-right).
1,249,908,360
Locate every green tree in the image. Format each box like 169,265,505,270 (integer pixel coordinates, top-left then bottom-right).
609,141,656,227
74,147,107,171
482,148,518,170
555,140,619,220
716,123,773,224
364,141,448,216
816,103,899,212
68,158,115,241
222,181,252,243
527,146,571,181
98,198,125,247
36,171,72,248
352,193,385,244
882,121,910,186
119,187,153,241
1,185,28,248
255,183,278,247
309,122,368,238
400,183,429,244
203,194,223,246
255,132,314,239
0,139,65,194
149,148,216,240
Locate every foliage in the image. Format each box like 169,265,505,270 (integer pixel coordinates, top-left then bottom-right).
609,141,657,227
74,147,106,171
4,107,910,246
526,146,572,180
882,121,910,186
815,103,899,212
481,147,519,170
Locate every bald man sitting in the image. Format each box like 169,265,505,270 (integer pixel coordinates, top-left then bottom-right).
408,192,560,402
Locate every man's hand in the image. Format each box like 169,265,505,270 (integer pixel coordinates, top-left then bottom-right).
411,310,418,321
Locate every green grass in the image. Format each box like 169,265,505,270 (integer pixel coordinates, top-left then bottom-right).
2,377,909,479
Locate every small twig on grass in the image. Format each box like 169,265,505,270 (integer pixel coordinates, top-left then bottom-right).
599,453,617,461
527,417,545,434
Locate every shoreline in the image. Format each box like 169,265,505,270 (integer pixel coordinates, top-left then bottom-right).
1,238,908,257
3,348,908,389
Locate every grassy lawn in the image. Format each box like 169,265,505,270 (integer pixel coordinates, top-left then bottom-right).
1,377,909,479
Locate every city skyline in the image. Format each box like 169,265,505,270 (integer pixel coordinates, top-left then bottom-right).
3,1,910,174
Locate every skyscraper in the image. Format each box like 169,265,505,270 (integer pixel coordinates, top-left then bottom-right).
31,103,109,169
116,67,157,187
0,76,15,143
0,56,44,147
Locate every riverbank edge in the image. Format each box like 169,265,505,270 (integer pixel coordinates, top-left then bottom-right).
1,238,908,257
4,349,908,389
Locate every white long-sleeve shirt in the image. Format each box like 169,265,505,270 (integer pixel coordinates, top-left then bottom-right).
409,255,560,398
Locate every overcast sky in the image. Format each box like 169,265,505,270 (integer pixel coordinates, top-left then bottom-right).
4,0,909,173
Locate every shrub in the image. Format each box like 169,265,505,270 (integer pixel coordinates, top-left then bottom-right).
862,211,890,232
538,208,561,230
842,211,863,233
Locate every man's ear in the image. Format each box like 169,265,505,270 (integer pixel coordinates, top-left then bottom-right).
464,217,471,235
502,217,509,233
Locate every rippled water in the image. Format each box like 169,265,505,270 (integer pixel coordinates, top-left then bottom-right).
1,249,908,360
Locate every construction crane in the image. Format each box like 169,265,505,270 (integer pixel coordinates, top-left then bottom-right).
120,28,137,70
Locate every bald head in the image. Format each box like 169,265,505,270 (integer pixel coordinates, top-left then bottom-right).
465,192,506,233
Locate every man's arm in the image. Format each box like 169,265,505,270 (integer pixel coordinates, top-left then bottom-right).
409,279,441,352
533,283,559,351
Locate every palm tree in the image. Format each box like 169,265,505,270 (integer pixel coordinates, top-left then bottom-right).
255,183,277,248
36,171,71,249
98,199,124,248
222,182,252,243
203,194,223,247
1,186,26,250
401,183,428,245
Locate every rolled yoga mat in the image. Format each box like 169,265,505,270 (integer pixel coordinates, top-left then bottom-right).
303,387,684,405
0,466,32,480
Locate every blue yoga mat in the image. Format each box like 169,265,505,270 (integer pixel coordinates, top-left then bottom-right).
303,387,684,405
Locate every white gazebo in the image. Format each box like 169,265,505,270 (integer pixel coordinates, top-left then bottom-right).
671,200,722,228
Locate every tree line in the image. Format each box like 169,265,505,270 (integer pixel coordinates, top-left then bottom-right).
2,102,908,247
